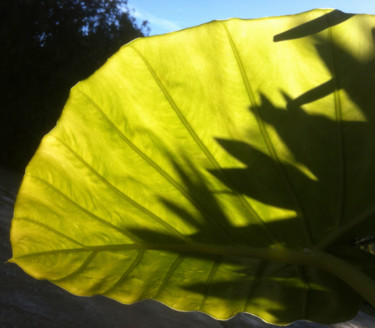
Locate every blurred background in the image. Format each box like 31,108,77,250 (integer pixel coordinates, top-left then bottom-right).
1,0,375,173
0,0,149,173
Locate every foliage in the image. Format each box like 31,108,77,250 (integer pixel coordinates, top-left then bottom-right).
10,9,375,325
0,0,149,172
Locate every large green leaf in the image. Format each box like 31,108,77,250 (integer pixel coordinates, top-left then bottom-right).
10,9,375,325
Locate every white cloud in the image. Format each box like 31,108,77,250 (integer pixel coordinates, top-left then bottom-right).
130,6,181,35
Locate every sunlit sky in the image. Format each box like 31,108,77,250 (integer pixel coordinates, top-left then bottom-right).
127,0,375,36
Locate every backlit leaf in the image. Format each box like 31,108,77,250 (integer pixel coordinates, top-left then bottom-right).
10,9,375,324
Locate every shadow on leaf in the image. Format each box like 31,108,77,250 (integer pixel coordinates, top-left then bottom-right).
136,10,375,323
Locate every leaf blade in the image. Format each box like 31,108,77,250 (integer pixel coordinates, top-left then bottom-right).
11,9,375,324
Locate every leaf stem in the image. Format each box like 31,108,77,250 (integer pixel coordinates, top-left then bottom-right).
157,243,375,308
305,250,375,309
13,242,375,308
184,244,375,309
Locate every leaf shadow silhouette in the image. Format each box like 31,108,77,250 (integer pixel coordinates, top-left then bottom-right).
126,10,375,324
273,9,354,42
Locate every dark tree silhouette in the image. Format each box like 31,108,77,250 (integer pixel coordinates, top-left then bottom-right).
0,0,149,172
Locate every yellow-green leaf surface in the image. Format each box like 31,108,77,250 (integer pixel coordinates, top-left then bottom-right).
10,9,375,325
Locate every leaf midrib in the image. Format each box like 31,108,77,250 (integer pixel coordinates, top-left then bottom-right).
12,230,375,308
12,242,316,267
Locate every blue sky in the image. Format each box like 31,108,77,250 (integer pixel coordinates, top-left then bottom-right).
126,0,375,36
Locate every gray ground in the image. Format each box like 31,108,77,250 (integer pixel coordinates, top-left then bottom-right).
1,167,374,328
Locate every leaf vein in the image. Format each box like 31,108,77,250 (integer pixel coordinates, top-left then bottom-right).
27,175,141,243
52,135,191,243
199,257,221,311
297,265,310,318
77,90,231,242
14,217,84,246
130,45,271,243
130,46,219,169
326,22,345,232
131,46,241,242
103,250,144,295
154,254,184,298
243,260,267,312
222,23,289,244
52,251,98,282
13,247,89,260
